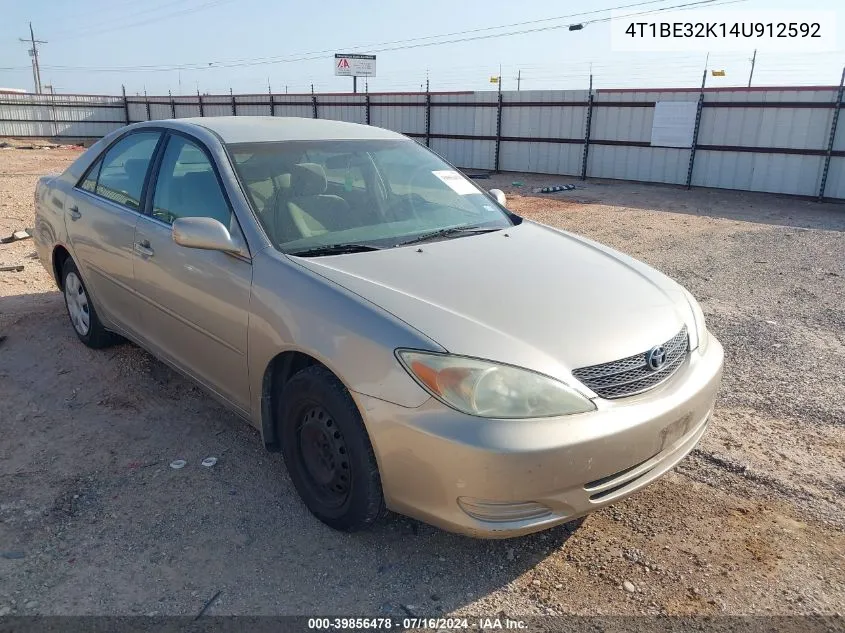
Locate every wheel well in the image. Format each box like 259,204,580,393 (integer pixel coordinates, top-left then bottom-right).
52,245,72,289
261,351,324,452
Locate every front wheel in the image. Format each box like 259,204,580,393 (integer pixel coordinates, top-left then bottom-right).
278,365,386,531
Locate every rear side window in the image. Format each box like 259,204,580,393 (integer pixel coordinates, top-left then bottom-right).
79,157,102,193
92,132,161,210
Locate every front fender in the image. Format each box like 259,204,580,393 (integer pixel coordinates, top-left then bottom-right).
247,248,443,425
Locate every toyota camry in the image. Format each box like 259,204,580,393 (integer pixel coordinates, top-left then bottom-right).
34,116,723,538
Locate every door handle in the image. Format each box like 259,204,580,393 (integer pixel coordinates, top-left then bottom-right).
68,205,81,220
134,239,154,258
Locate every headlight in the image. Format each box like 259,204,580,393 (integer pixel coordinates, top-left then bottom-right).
396,350,595,419
682,288,709,354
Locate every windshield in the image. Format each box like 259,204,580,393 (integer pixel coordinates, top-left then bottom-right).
227,139,514,254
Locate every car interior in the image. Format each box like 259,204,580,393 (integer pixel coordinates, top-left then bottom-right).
238,151,386,245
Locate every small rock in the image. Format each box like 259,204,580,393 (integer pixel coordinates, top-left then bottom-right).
506,548,515,561
0,551,25,560
0,607,11,616
430,593,440,602
623,581,636,593
554,583,563,589
531,579,541,587
25,600,39,610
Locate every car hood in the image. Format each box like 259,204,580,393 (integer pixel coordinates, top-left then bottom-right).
291,221,693,389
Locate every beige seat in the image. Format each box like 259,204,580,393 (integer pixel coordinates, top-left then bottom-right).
261,163,352,244
285,163,351,239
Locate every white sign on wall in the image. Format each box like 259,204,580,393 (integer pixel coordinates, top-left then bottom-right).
650,101,698,148
334,54,377,77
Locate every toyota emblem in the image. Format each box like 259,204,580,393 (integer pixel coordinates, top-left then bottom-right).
646,345,667,370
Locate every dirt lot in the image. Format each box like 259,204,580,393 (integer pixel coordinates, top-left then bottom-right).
1,147,843,619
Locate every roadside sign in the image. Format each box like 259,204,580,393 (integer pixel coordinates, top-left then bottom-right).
334,54,377,77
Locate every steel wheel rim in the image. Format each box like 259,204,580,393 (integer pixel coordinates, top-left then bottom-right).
65,272,90,336
297,405,351,508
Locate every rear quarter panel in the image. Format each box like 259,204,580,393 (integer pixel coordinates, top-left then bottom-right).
33,174,71,285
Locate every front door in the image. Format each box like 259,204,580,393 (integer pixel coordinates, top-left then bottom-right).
65,131,162,336
132,132,252,412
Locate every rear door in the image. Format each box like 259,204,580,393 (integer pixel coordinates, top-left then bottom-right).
132,132,252,412
65,130,162,336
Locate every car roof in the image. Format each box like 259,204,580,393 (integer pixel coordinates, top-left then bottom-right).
166,116,406,144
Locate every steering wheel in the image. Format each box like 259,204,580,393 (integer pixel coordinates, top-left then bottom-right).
382,165,434,222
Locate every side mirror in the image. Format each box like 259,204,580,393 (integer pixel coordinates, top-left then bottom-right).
172,217,245,255
489,188,507,207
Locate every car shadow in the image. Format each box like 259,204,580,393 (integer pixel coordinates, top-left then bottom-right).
0,290,582,616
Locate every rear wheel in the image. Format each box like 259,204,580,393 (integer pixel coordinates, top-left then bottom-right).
279,365,385,531
62,259,121,349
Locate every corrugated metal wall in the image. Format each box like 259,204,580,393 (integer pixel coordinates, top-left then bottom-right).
0,92,126,139
2,87,843,199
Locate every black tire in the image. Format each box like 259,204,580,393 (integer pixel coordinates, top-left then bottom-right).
61,258,122,349
279,365,386,531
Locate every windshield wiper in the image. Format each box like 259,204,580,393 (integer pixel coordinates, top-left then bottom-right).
394,225,501,247
287,243,382,257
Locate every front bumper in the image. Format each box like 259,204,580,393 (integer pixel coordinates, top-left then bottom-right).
353,335,724,538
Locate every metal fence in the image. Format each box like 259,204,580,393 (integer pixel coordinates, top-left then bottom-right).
2,85,844,200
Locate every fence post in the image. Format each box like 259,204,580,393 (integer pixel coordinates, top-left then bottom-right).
312,86,318,119
365,93,371,125
198,90,204,117
169,91,176,118
121,85,130,125
818,67,845,201
685,68,707,189
581,74,594,180
231,88,237,116
493,91,503,172
269,91,275,117
49,91,58,138
425,88,432,147
145,96,151,122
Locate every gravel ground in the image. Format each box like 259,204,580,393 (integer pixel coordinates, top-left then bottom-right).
1,148,843,619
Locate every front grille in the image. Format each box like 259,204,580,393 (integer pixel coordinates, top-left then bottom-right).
572,326,689,399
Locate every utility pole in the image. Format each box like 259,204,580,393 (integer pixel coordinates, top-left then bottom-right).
516,69,521,91
747,49,757,87
498,63,502,93
19,22,47,94
353,75,357,94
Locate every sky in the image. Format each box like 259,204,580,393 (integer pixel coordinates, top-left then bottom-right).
1,0,843,96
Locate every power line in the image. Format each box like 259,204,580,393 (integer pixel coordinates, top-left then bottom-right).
33,0,736,74
46,0,201,39
50,0,235,42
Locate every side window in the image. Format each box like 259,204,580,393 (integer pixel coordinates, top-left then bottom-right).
79,157,103,193
94,132,161,210
151,135,231,227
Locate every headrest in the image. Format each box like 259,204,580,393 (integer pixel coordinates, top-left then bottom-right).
182,169,217,188
276,173,291,189
290,163,327,197
123,158,148,184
